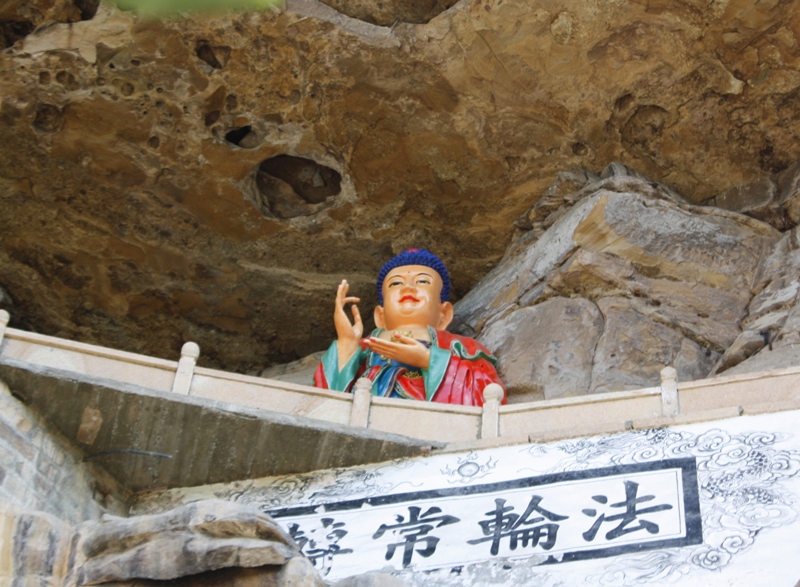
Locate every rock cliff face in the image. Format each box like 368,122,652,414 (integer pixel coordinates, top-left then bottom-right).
1,0,800,374
453,163,800,401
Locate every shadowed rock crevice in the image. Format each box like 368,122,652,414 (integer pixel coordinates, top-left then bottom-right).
73,0,100,20
1,0,99,49
252,155,342,219
0,19,34,49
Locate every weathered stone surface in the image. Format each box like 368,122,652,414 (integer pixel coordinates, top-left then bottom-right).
591,297,719,393
2,0,800,374
0,501,325,587
479,297,602,401
0,507,73,587
714,225,800,376
0,379,130,522
74,500,305,584
454,168,778,397
705,160,800,231
318,0,457,26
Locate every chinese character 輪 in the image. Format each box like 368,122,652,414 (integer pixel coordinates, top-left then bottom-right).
468,496,569,556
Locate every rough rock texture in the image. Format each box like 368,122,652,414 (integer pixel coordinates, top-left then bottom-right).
455,167,781,399
2,0,800,372
74,500,301,584
707,160,800,231
0,499,326,587
0,507,74,587
713,224,800,376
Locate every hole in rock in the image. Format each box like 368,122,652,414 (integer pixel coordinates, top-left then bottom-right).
572,142,588,156
224,125,255,147
73,0,100,20
254,155,342,219
0,20,34,49
33,104,63,133
196,42,230,69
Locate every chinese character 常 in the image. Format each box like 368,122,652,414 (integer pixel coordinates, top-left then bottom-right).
373,505,460,567
468,496,569,556
581,480,673,542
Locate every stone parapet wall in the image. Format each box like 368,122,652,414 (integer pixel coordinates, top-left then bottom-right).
4,321,800,453
0,380,129,524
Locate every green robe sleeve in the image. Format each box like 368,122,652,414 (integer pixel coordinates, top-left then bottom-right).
319,340,368,392
419,327,448,401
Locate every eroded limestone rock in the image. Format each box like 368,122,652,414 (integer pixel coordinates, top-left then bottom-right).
2,0,800,373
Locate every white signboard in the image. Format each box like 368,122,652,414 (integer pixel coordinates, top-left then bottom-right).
270,458,701,579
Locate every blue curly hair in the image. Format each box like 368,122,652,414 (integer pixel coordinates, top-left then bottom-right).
376,248,451,305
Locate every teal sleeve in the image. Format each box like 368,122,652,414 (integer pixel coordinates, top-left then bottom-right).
320,341,368,392
423,344,450,401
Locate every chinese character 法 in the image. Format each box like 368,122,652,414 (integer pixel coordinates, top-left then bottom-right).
581,480,673,542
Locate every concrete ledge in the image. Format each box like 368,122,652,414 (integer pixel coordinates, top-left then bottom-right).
527,420,630,444
742,398,800,415
632,407,743,429
440,434,531,454
0,356,442,493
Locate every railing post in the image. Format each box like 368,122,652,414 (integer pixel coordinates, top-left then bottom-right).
171,342,200,395
480,383,504,440
349,376,372,427
0,309,9,347
660,366,679,417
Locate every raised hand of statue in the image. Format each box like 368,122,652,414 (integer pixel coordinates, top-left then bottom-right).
334,279,363,369
366,333,431,370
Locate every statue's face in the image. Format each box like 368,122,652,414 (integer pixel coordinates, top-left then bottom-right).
375,264,453,331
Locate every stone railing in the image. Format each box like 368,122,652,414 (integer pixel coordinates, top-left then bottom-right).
2,309,799,447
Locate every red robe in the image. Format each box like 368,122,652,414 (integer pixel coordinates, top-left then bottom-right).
313,329,506,407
